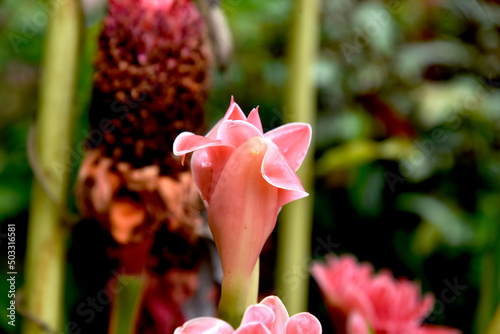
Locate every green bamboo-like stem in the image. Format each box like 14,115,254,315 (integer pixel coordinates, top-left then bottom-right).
491,218,500,325
108,276,145,334
219,260,259,328
22,1,82,333
477,216,500,333
276,0,320,315
245,258,260,307
486,302,500,334
477,254,495,334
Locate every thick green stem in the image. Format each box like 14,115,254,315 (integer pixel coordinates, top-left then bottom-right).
22,1,82,333
477,215,500,334
108,276,145,334
276,0,320,315
477,254,496,334
219,260,259,328
486,302,500,334
246,258,260,307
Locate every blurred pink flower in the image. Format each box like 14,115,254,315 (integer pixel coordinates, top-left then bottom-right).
174,296,322,334
311,255,461,334
173,98,311,288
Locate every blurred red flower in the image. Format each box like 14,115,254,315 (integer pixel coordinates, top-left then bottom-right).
311,254,461,334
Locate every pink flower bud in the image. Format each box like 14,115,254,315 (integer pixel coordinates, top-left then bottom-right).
174,296,322,334
173,98,312,285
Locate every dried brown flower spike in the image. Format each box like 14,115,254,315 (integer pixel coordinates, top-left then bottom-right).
77,147,204,244
89,0,211,172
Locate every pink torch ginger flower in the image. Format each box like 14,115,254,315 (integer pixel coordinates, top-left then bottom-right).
174,296,322,334
311,255,461,334
173,98,311,307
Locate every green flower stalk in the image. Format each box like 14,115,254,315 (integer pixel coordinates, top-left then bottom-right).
22,1,82,333
276,0,320,315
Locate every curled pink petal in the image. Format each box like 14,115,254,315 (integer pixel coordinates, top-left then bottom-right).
174,317,234,334
264,123,312,171
284,313,322,334
173,132,224,155
247,107,264,133
173,131,232,164
217,120,263,147
191,146,234,203
241,305,275,329
206,119,224,140
262,141,308,207
206,97,247,139
275,188,310,211
259,296,290,334
224,96,247,121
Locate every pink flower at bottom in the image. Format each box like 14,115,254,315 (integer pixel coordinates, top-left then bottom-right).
311,254,461,334
174,296,322,334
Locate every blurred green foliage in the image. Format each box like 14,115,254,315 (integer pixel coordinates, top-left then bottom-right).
1,0,500,333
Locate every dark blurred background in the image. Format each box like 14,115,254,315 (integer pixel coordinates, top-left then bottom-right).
1,0,500,333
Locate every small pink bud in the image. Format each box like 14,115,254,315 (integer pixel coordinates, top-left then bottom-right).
174,296,322,334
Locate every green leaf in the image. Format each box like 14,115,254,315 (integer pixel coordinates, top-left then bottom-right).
397,194,474,247
349,164,385,218
108,276,145,334
412,220,445,256
317,137,412,176
486,303,500,334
